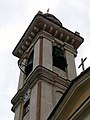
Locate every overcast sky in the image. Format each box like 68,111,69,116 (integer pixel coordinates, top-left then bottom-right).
0,0,90,120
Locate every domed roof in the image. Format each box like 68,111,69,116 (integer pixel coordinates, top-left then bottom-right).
43,13,62,26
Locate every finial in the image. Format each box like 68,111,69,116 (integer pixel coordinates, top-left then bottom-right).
47,8,50,13
75,31,80,36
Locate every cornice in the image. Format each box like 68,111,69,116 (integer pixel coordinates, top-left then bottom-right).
11,66,70,112
47,67,90,120
68,96,90,120
12,11,84,58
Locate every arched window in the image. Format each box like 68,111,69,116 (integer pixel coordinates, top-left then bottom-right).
53,46,67,71
23,88,30,117
25,51,34,76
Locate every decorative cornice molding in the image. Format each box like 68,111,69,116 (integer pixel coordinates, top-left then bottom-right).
11,66,70,112
12,11,84,58
47,67,90,120
68,96,90,120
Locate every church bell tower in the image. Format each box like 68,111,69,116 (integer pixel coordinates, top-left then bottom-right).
11,11,84,120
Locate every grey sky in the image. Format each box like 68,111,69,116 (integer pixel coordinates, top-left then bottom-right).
0,0,90,120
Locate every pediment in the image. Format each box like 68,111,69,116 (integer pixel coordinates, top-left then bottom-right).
47,67,90,120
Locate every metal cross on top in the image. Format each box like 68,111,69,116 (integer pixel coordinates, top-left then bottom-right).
78,57,87,71
47,8,50,13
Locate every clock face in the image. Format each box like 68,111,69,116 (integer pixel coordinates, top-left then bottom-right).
24,88,30,102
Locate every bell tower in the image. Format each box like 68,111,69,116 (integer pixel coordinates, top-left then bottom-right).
11,11,84,120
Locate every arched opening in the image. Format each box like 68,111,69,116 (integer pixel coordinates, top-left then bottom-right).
53,46,67,71
25,51,34,76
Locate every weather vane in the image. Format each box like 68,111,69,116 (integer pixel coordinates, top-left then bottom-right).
47,8,50,13
78,57,87,71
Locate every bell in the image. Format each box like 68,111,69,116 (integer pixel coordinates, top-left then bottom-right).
53,54,67,71
58,55,67,70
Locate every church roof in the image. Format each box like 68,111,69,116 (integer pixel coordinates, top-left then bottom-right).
47,66,90,120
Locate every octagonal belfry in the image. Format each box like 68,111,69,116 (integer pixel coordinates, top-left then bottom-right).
11,11,84,120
